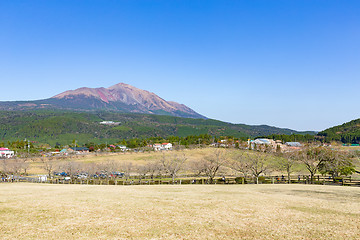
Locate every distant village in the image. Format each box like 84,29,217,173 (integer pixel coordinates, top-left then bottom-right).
0,137,307,158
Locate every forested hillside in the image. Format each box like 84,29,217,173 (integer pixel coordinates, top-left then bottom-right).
0,110,313,146
318,118,360,143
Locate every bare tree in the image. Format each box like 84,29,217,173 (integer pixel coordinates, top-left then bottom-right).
41,157,57,178
318,149,355,180
193,149,227,184
188,159,206,176
246,152,270,184
58,161,80,178
136,164,150,180
146,161,161,179
298,146,327,184
227,151,249,178
120,162,133,180
134,161,161,180
0,158,9,175
21,158,30,175
100,160,119,178
7,158,27,175
276,151,298,184
160,153,187,183
83,162,98,179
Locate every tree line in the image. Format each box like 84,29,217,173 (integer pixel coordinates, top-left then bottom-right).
2,146,357,184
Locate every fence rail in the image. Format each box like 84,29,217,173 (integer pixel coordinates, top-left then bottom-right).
2,175,360,186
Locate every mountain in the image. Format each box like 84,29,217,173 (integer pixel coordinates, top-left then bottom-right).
0,110,315,146
0,83,205,119
0,83,317,145
318,118,360,143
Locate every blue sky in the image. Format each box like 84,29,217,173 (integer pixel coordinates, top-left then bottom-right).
0,0,359,131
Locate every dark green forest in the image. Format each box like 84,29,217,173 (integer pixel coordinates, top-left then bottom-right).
0,110,314,146
318,118,360,144
260,118,360,144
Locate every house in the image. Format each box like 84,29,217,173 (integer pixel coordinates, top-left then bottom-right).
67,147,89,154
117,145,127,151
253,139,271,145
248,138,279,151
0,148,15,158
153,144,162,151
152,143,172,151
162,143,173,150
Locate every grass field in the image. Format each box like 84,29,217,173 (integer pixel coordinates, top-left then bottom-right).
27,148,230,175
26,148,312,176
0,184,359,239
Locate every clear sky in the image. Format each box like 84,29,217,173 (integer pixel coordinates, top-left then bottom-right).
1,0,359,131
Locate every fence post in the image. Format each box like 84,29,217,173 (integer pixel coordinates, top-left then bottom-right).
272,177,274,184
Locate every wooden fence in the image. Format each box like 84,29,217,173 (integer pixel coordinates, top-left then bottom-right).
3,175,359,186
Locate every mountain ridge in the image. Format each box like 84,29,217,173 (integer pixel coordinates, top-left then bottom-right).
0,83,205,119
318,118,360,143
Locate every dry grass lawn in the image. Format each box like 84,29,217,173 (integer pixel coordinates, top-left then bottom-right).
0,183,359,239
27,148,214,175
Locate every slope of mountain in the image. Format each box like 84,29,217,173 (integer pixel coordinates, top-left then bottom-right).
0,83,205,119
0,110,315,145
318,118,360,143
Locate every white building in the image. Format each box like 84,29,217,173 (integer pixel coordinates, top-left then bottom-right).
162,143,173,150
118,145,128,151
153,144,162,151
38,175,48,182
99,121,121,126
153,143,173,151
0,148,15,158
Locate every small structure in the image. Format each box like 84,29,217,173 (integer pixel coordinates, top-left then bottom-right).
60,149,68,155
0,148,15,158
38,175,47,182
253,139,272,145
285,142,302,147
153,143,173,151
118,145,127,151
67,147,89,154
153,144,162,151
99,121,121,126
162,143,173,150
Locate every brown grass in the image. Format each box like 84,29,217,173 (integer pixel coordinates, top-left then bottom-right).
0,183,359,239
27,148,224,175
